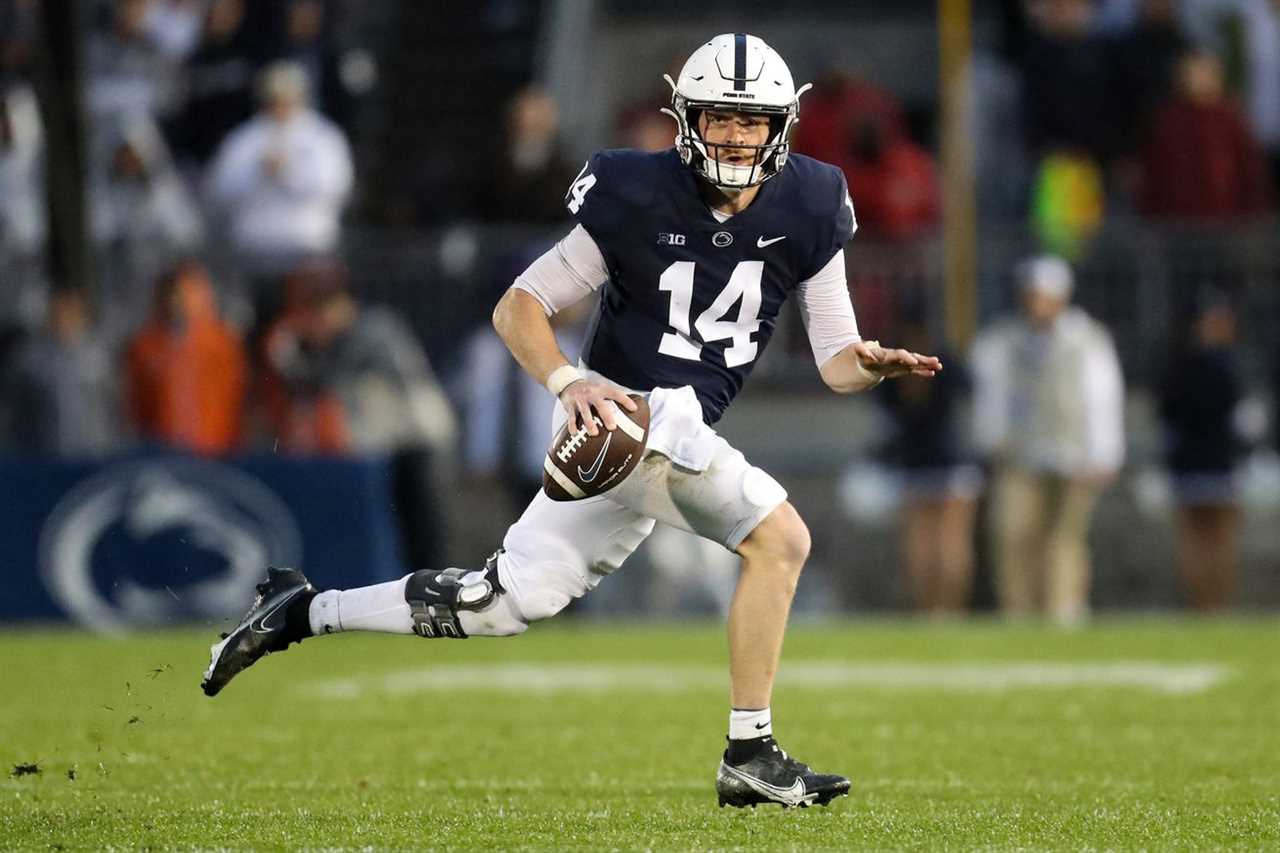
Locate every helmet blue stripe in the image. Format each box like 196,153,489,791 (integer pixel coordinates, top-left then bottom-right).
733,33,746,90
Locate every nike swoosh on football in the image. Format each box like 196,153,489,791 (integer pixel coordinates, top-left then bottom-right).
576,432,613,483
249,592,298,634
757,235,787,247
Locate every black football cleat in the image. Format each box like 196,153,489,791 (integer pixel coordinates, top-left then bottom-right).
716,737,851,809
201,567,314,697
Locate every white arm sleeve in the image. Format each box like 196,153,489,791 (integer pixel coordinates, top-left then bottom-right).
510,224,609,315
796,250,861,367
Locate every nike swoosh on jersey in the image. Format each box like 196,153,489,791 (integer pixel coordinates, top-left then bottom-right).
721,763,812,805
756,235,787,247
576,432,613,483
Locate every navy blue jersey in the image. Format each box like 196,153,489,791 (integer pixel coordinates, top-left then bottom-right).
568,148,855,424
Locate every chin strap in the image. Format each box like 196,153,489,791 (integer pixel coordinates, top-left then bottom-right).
405,550,505,639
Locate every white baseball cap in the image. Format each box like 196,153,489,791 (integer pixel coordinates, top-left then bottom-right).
1016,255,1074,298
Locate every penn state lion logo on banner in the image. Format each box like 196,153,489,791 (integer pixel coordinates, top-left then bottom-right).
39,457,302,632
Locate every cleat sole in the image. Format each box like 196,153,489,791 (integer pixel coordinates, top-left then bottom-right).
716,784,849,810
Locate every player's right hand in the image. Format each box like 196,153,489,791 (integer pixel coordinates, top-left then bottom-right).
559,379,638,436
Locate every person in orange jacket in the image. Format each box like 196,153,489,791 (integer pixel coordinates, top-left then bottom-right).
124,260,248,453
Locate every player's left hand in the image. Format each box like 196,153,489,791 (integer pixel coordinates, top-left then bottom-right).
853,340,942,380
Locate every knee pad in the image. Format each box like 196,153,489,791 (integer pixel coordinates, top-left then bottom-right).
406,549,531,638
404,551,505,638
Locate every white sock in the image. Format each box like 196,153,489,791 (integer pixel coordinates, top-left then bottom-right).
308,571,528,637
729,707,772,740
309,577,413,635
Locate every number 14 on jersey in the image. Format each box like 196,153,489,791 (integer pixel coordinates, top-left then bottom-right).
658,261,763,368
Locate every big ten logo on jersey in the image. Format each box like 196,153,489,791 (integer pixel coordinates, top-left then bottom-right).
657,232,687,246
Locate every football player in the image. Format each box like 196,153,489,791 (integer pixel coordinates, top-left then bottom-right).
203,33,941,809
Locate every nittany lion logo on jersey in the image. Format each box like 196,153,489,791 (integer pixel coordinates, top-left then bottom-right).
39,458,302,632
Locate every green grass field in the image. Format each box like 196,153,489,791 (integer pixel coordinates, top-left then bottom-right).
2,618,1278,851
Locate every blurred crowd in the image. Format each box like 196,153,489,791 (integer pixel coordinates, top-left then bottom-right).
0,0,453,566
0,0,420,455
0,0,1276,615
879,253,1261,620
988,0,1279,256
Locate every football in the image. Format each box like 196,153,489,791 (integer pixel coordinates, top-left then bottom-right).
543,395,650,501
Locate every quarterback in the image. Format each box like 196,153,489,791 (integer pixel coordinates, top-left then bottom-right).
202,34,940,808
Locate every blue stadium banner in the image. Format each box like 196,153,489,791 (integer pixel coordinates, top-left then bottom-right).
0,453,409,629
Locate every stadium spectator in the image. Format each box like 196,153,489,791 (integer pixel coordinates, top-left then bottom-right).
85,0,178,119
1015,1,1112,255
124,261,247,454
837,112,939,240
790,71,937,238
167,0,257,168
790,69,907,171
90,112,204,342
143,0,205,61
878,311,979,615
971,256,1125,625
258,264,455,456
1180,0,1280,200
205,61,353,281
1158,292,1249,611
1018,0,1118,164
278,0,327,91
0,289,118,456
1029,150,1106,261
259,265,455,567
0,81,45,335
270,0,372,130
1110,0,1190,158
1138,50,1271,221
476,86,576,224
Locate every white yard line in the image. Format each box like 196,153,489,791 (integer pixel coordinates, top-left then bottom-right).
305,661,1230,699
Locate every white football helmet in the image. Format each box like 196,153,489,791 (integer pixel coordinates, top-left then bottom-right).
661,33,811,190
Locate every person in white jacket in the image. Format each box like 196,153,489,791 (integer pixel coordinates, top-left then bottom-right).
971,255,1125,624
0,83,46,332
205,61,352,277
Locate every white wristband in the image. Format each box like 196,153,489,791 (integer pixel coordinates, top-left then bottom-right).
545,365,584,396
